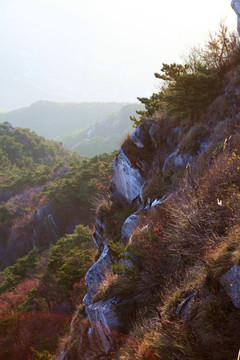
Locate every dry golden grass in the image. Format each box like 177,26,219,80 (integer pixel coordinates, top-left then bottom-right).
92,272,119,303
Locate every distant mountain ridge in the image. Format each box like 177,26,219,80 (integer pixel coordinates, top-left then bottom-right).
57,103,144,156
0,101,129,139
0,100,144,157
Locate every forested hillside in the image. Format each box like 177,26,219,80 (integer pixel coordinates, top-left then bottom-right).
0,101,129,139
57,104,144,157
2,22,240,360
0,122,65,191
0,123,116,358
0,123,115,268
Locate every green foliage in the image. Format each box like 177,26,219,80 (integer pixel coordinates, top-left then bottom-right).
111,264,137,278
58,103,144,156
30,347,55,360
155,63,221,120
134,63,221,123
47,225,95,296
44,152,115,214
57,249,92,295
0,205,13,221
134,25,239,125
0,101,128,139
108,240,127,260
0,248,40,293
0,123,65,191
130,93,163,127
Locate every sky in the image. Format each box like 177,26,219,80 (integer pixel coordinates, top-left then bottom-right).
0,0,237,110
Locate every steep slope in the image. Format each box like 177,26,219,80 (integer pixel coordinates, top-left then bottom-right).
0,101,129,139
60,26,240,360
0,123,115,268
0,225,96,360
1,22,240,360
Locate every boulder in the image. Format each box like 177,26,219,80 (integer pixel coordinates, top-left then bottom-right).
131,121,153,149
131,125,147,148
111,149,144,204
176,292,197,319
149,122,161,149
167,127,182,149
162,150,179,171
220,265,240,308
121,213,139,242
84,245,112,306
86,297,136,353
175,153,193,168
162,149,193,171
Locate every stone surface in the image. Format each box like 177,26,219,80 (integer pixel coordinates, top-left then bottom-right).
112,149,144,204
220,265,240,308
232,0,240,34
162,150,179,171
84,245,112,306
175,153,193,168
149,122,161,149
176,292,197,319
121,213,139,242
86,297,136,353
167,127,182,149
151,195,166,208
93,215,108,250
199,139,210,153
162,149,193,171
131,124,147,148
60,350,68,360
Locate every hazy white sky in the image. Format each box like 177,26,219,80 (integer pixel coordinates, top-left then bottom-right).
0,0,236,109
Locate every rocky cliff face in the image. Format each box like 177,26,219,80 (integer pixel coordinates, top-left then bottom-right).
60,118,210,359
0,186,86,269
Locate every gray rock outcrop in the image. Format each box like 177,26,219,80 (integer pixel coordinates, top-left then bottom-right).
232,0,240,34
162,149,193,171
86,297,136,353
111,149,144,204
76,118,205,358
220,265,240,308
121,213,139,242
84,245,112,306
131,124,148,148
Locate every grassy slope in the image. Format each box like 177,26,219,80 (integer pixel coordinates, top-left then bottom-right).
111,36,240,360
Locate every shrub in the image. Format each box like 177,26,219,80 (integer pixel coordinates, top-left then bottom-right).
132,24,240,127
179,123,211,155
143,168,185,202
128,216,168,275
30,347,55,360
0,248,40,294
121,134,152,169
